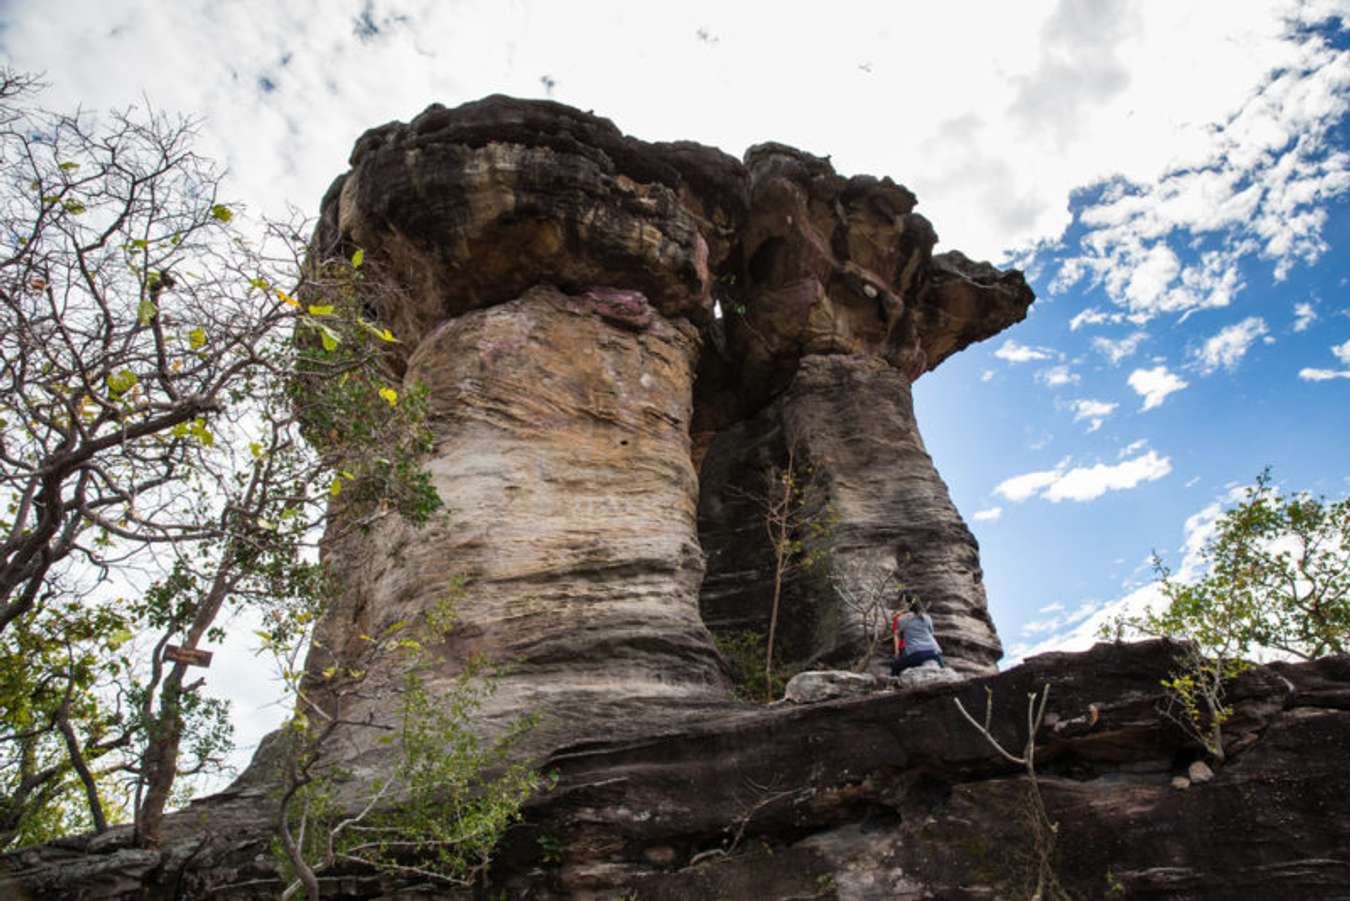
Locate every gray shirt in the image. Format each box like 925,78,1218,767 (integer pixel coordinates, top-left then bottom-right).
897,612,941,656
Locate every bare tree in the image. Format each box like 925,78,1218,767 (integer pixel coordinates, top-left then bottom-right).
954,685,1072,901
733,443,834,702
833,563,901,672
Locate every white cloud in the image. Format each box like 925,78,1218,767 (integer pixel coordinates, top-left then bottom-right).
995,339,1054,363
1334,339,1350,366
1300,367,1350,381
994,450,1172,504
1118,438,1149,458
980,369,996,383
1036,364,1079,387
993,458,1070,502
1128,365,1188,410
1292,301,1318,332
972,507,1003,522
1070,398,1117,432
1297,339,1350,380
1068,307,1123,331
1038,602,1065,614
1045,19,1350,324
1092,331,1149,364
1193,316,1269,374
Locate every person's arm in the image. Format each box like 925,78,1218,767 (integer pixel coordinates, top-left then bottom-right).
892,614,901,656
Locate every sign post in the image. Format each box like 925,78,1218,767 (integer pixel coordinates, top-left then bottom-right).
163,645,213,668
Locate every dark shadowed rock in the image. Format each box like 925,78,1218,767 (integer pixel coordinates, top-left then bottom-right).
698,354,1003,675
10,643,1350,899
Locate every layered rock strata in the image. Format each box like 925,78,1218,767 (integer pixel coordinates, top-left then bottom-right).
10,643,1349,899
695,144,1028,675
297,97,1034,761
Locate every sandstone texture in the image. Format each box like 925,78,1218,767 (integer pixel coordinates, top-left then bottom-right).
301,91,1032,764
783,670,879,704
9,642,1350,899
4,96,1055,898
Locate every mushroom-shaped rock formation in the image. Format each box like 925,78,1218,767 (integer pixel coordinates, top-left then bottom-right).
302,96,1032,768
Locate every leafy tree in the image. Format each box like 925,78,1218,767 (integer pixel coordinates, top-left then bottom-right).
261,589,543,899
0,70,438,847
1113,469,1349,762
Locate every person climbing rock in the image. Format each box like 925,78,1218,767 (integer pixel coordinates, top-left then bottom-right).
890,598,944,676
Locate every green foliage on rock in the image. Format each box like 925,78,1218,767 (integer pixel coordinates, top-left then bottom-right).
267,591,545,898
1112,469,1350,761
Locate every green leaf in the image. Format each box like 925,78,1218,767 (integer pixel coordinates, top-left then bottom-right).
62,199,87,215
248,441,264,459
59,161,81,171
137,299,158,325
106,369,138,397
317,323,340,352
210,204,233,223
189,327,207,349
249,276,270,292
307,304,334,316
378,386,398,406
351,248,365,269
188,418,214,447
107,627,134,650
330,477,342,498
358,319,400,343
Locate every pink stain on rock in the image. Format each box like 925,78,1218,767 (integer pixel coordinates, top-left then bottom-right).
576,287,655,331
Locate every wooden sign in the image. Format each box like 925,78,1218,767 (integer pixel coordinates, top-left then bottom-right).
164,644,213,668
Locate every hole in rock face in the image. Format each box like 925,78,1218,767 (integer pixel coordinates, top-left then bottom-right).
748,237,787,285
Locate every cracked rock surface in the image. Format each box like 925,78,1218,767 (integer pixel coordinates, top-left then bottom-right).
7,643,1349,899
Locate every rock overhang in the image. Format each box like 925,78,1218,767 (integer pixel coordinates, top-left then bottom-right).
314,94,1033,388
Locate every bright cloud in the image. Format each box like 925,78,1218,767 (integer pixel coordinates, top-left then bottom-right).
994,450,1172,504
1070,398,1117,432
1069,307,1122,330
1128,365,1188,410
1334,339,1350,366
995,339,1054,363
1036,364,1079,387
1045,19,1350,324
1300,367,1350,381
1298,338,1350,380
972,507,1003,522
1118,438,1149,457
1092,331,1149,364
1193,316,1269,374
1292,301,1318,332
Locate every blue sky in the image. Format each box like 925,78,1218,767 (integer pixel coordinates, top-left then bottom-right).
4,0,1348,773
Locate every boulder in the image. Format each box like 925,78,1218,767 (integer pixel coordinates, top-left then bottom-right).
895,659,965,689
784,670,879,703
1188,760,1215,783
